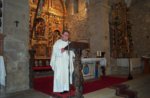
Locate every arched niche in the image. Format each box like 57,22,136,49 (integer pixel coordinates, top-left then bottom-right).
34,17,45,38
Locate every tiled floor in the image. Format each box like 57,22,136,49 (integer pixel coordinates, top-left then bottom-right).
0,90,52,98
84,74,150,98
84,88,124,98
0,74,150,98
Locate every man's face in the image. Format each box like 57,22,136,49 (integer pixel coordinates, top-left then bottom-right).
62,32,69,41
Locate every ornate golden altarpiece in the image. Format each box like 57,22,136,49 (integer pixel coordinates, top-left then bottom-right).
29,0,66,59
109,1,134,58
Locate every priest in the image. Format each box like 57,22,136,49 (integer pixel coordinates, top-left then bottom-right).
50,30,75,93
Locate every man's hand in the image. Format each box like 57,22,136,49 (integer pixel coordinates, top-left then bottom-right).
61,48,65,53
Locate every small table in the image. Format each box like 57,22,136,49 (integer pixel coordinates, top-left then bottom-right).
142,56,150,74
0,56,6,86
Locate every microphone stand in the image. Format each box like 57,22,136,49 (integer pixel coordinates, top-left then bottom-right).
68,40,71,98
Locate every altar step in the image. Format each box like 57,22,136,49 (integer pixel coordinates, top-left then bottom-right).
111,66,143,75
84,88,124,98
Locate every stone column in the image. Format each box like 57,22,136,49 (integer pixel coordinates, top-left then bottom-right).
66,0,74,15
29,49,36,88
0,33,5,55
3,0,30,93
88,0,111,74
0,33,5,95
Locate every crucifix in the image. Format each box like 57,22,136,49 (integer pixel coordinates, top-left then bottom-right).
14,20,19,27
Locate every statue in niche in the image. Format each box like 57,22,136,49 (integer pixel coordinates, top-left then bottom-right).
35,18,45,38
52,30,61,44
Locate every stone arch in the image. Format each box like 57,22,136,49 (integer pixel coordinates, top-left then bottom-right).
60,0,67,14
51,0,67,16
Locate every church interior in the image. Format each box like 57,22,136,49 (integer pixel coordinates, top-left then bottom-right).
0,0,150,98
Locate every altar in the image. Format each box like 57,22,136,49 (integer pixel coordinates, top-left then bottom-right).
81,58,102,80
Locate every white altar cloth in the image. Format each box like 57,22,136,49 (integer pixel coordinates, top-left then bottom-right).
81,58,102,63
116,58,142,71
0,56,6,86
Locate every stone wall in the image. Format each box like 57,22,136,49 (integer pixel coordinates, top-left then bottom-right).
66,0,89,41
3,0,29,93
87,0,111,74
129,0,150,56
67,10,89,41
87,0,110,57
67,0,110,58
67,0,111,74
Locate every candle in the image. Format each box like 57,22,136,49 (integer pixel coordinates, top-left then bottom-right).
96,51,99,56
99,51,101,57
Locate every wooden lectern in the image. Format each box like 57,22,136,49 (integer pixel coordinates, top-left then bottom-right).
65,41,89,98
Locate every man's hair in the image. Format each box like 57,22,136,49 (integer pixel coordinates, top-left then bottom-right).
62,30,70,34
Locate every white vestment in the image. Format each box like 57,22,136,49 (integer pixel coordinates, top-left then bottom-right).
50,39,75,92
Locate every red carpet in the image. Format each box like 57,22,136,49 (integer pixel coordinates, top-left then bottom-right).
33,76,127,97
